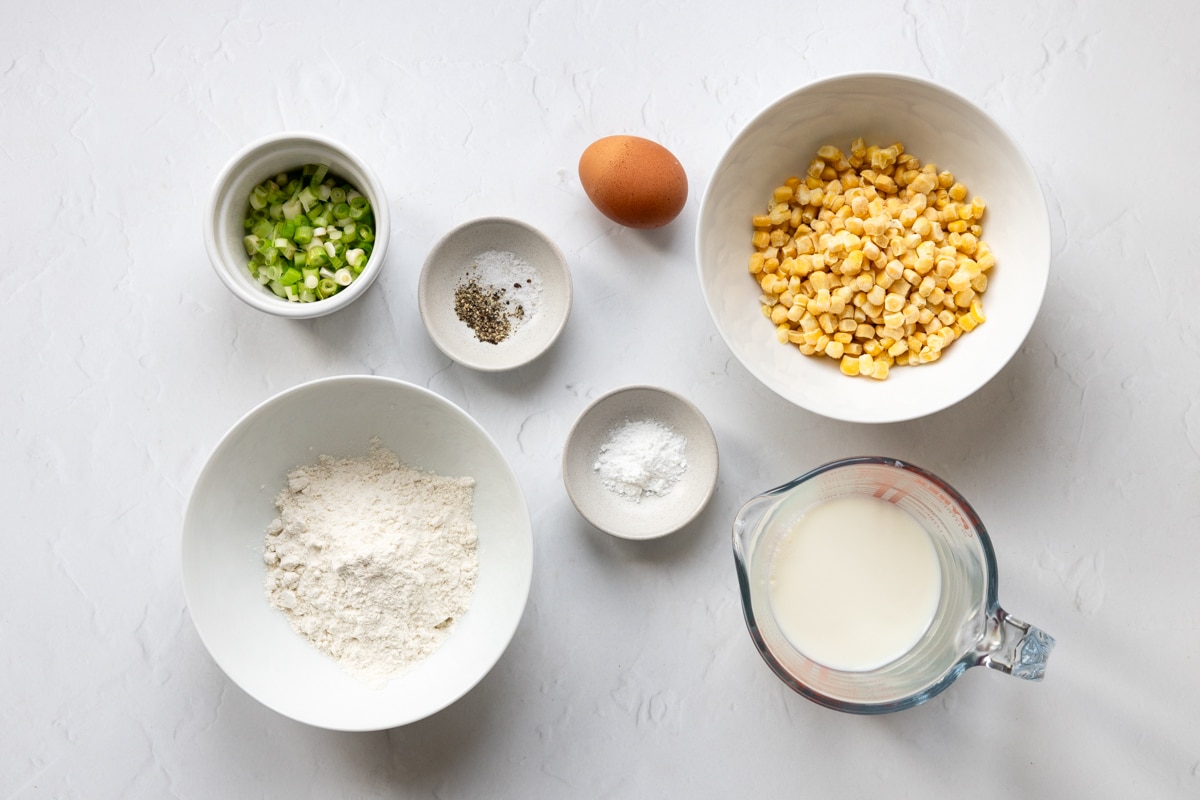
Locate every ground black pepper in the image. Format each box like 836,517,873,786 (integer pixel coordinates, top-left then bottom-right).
454,278,513,344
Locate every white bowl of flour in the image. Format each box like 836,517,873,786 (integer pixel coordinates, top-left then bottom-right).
182,375,533,731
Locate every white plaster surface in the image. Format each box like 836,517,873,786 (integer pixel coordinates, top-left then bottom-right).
3,1,1198,796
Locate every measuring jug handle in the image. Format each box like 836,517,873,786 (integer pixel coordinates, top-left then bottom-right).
976,608,1056,680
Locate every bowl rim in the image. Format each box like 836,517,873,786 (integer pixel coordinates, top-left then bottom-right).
180,374,533,730
203,130,391,319
417,215,574,371
561,383,719,540
695,71,1051,423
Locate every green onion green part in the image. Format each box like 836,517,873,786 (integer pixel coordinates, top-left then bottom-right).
242,165,375,303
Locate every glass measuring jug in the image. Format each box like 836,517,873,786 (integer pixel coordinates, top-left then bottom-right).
733,456,1054,714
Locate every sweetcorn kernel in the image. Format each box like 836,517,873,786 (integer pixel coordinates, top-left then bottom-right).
749,138,993,379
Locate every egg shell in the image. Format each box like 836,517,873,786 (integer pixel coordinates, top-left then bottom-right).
578,136,688,229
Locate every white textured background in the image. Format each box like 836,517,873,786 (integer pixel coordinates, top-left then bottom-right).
4,1,1199,797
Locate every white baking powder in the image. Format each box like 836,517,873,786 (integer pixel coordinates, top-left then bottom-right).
262,439,478,688
593,419,688,502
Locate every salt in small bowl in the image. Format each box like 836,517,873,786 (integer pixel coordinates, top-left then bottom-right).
562,385,719,540
418,217,572,371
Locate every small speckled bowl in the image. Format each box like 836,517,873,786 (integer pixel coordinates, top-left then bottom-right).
562,386,719,540
418,217,572,371
205,132,390,319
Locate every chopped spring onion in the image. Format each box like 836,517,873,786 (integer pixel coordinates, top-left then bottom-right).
243,165,375,303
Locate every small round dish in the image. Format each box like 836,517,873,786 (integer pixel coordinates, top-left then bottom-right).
418,217,572,371
204,131,390,319
562,385,719,540
181,375,533,731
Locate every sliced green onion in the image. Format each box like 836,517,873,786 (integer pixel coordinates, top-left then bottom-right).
316,278,337,299
242,164,374,303
249,185,269,210
348,196,369,220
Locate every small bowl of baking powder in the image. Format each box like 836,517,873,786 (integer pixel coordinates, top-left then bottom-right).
562,385,719,540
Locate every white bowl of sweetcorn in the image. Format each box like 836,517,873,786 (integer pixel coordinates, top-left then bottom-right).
696,73,1050,423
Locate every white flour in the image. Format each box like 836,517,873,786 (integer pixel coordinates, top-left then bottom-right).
593,419,688,502
263,439,478,688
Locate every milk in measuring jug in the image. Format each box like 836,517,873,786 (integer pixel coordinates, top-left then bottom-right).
767,495,942,672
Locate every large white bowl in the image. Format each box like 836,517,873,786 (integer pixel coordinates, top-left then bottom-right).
696,73,1050,423
204,132,390,319
181,375,532,731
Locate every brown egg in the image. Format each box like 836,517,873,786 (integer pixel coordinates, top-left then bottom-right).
578,135,688,229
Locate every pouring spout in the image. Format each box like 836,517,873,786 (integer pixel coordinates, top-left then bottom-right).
733,491,781,555
977,608,1056,681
